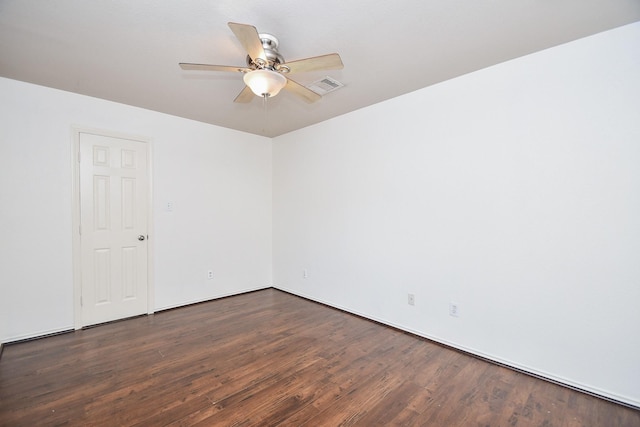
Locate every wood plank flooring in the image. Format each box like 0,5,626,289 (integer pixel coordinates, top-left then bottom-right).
1,288,638,426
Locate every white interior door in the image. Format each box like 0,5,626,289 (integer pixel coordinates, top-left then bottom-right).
78,132,149,326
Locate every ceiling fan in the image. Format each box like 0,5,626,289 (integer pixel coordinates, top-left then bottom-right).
179,22,343,103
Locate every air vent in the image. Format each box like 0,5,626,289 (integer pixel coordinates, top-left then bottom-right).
307,76,344,95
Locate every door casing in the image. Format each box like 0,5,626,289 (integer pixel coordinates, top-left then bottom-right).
71,127,154,329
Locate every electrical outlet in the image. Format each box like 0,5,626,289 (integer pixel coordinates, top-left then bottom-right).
408,293,415,306
303,269,308,279
166,201,174,212
449,302,459,317
207,270,214,280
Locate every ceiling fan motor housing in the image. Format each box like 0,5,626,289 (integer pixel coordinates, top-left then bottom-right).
246,33,285,71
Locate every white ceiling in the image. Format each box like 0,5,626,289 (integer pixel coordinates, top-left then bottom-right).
1,1,639,137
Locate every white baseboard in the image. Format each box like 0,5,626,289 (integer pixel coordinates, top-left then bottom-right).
2,326,74,345
155,285,271,312
3,286,273,343
273,285,640,410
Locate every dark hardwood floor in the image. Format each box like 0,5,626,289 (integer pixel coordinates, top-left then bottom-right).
1,288,638,426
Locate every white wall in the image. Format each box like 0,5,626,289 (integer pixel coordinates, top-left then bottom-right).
273,22,640,406
0,78,272,342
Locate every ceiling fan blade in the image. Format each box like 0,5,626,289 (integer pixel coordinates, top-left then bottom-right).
283,53,343,74
284,78,322,103
179,63,249,73
234,85,255,103
228,22,267,63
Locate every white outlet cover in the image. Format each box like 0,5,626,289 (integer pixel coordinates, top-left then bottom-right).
449,302,460,317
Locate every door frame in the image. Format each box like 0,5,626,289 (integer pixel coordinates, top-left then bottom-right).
71,126,155,329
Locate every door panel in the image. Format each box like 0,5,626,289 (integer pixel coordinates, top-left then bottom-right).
79,132,149,326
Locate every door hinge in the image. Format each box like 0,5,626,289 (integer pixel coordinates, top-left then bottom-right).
78,151,81,162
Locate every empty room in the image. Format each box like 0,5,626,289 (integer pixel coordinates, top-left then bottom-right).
1,1,639,425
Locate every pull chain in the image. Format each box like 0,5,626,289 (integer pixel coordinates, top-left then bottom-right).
262,94,269,134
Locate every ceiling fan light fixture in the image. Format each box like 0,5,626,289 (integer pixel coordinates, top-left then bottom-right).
243,69,287,97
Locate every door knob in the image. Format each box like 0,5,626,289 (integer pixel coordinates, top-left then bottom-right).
138,235,146,241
